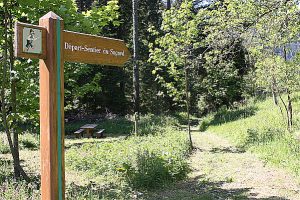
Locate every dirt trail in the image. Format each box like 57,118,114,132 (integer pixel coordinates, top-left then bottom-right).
147,132,300,200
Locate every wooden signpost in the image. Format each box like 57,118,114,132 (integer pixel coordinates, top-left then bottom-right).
64,31,130,66
14,12,130,200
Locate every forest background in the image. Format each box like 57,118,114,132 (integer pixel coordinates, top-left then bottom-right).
1,0,299,126
2,0,300,198
1,0,300,189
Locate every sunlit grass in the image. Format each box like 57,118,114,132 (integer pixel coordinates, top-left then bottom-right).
201,96,300,179
1,115,190,199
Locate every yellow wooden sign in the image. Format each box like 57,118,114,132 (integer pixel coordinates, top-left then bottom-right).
63,31,131,66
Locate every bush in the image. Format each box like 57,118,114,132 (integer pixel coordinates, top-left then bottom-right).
0,160,12,183
66,115,190,190
0,181,40,200
19,133,39,150
203,96,300,178
66,181,134,199
0,143,10,154
0,136,10,154
199,117,212,132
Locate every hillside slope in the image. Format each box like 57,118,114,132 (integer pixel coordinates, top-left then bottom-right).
201,96,300,179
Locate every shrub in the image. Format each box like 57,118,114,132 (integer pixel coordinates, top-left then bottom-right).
0,143,10,154
0,181,40,200
204,96,300,178
19,133,39,150
66,116,190,190
0,136,10,154
0,160,12,183
199,117,212,132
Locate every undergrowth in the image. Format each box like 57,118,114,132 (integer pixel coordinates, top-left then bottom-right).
0,115,190,199
66,115,190,192
200,96,300,178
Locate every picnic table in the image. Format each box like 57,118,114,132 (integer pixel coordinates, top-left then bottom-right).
74,124,105,138
80,124,98,138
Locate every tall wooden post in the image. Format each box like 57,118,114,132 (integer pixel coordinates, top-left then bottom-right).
15,9,130,200
39,12,65,200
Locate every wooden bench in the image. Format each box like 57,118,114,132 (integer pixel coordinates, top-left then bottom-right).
74,129,84,138
95,129,105,138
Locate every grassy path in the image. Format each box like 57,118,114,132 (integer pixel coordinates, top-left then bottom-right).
147,132,300,200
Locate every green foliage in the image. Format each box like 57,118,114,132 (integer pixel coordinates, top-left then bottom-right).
0,181,40,200
137,114,179,135
255,55,300,96
19,133,39,150
199,50,245,112
0,143,10,154
65,117,133,135
8,59,40,127
66,181,133,200
0,159,39,199
1,116,189,198
0,0,122,129
149,1,199,107
250,135,300,176
0,132,39,153
66,115,190,190
0,160,12,183
193,0,300,114
0,135,10,154
202,96,300,177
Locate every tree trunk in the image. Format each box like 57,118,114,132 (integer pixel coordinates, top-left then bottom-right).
132,0,140,134
287,93,293,131
167,0,171,9
271,77,278,105
271,89,278,105
1,0,29,182
184,58,192,149
279,94,292,132
9,9,21,179
283,45,293,131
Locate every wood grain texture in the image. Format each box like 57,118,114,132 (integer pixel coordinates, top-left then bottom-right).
14,22,47,59
39,12,65,200
63,31,131,66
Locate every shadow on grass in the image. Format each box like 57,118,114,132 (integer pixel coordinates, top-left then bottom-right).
64,137,127,150
200,106,258,131
172,113,199,126
66,181,134,199
193,146,245,154
210,106,257,126
65,118,133,138
0,158,40,188
210,147,246,154
0,159,14,183
145,175,289,200
126,150,189,190
65,151,189,199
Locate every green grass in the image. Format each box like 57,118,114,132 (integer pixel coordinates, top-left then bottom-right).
0,132,39,154
1,115,191,199
65,117,133,137
66,115,190,190
200,96,300,179
0,138,10,154
0,181,40,200
19,133,39,150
